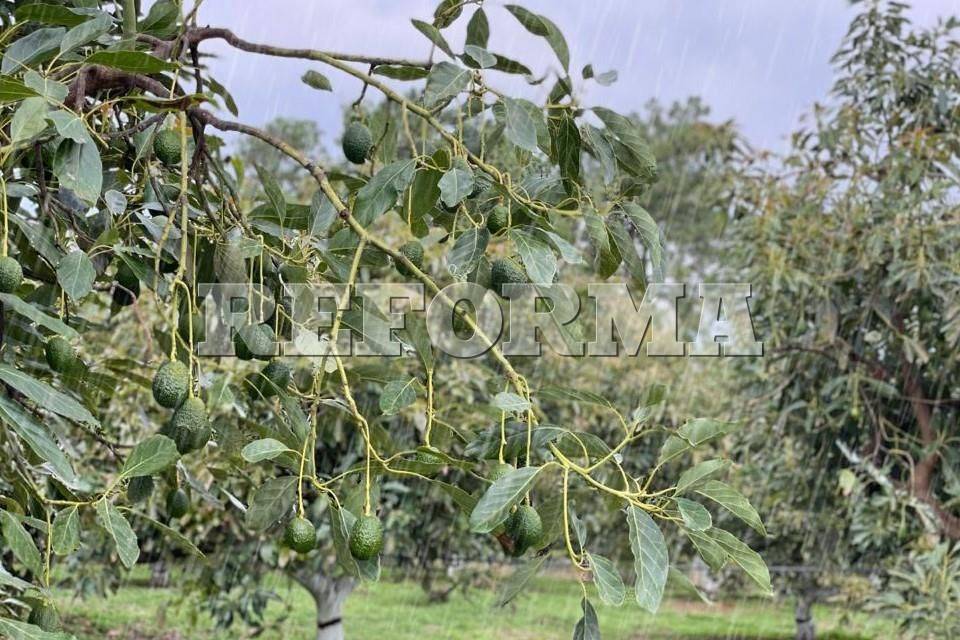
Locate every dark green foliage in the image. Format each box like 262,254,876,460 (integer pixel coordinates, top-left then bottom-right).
0,256,23,293
349,514,383,561
126,476,155,503
154,129,181,166
166,488,189,518
342,122,373,164
113,263,140,306
283,516,316,553
152,360,190,408
396,240,424,277
505,505,542,556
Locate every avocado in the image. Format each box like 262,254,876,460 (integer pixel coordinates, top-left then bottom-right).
168,396,209,454
234,323,275,361
505,504,542,555
396,240,424,277
342,122,373,164
45,336,80,374
166,487,189,518
490,258,527,297
284,516,316,553
0,256,23,294
152,360,190,409
27,601,60,632
154,129,181,166
348,514,383,561
488,462,515,482
486,205,510,235
257,359,291,397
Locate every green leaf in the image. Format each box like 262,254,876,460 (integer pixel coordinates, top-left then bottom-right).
11,98,49,143
15,3,90,26
463,45,497,69
0,617,75,640
1,28,65,75
495,552,547,607
582,64,617,85
625,506,668,613
667,566,712,604
581,124,617,185
301,69,332,91
446,227,489,279
695,480,767,536
658,418,740,465
0,563,34,591
685,529,726,572
537,385,613,408
1,511,43,576
469,465,543,533
0,364,98,427
354,158,417,226
510,227,557,284
411,19,454,58
255,165,287,223
379,378,418,415
465,8,489,47
572,598,600,640
432,0,463,28
438,157,475,207
675,458,728,494
127,510,204,558
47,110,94,145
492,391,531,413
245,476,297,531
60,13,113,54
675,497,712,532
423,61,471,106
491,54,532,76
83,50,175,74
704,528,772,595
56,250,96,302
500,97,539,153
121,435,179,478
548,113,581,193
51,506,80,555
620,203,663,281
593,107,657,184
588,552,625,606
372,65,429,81
504,5,569,71
0,396,77,486
0,78,41,103
241,438,293,463
95,500,139,569
329,504,361,578
0,293,79,339
52,139,102,205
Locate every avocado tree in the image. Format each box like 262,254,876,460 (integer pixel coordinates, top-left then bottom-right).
0,1,772,638
734,1,960,637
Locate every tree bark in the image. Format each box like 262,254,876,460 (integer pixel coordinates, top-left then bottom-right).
293,572,355,640
794,591,816,640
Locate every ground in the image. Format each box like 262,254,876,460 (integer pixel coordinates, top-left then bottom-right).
53,570,888,639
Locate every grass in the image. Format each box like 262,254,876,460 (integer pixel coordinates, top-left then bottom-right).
55,570,888,640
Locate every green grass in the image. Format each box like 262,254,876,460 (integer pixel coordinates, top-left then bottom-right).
55,571,888,639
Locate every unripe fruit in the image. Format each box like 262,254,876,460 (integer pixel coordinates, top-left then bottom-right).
169,396,209,454
257,359,291,397
45,336,79,374
0,256,23,294
505,504,542,556
284,516,316,553
486,205,510,235
27,601,60,632
154,129,181,166
342,122,373,164
166,488,189,518
349,514,383,561
490,258,527,297
396,240,424,278
234,323,275,361
152,360,190,409
488,462,515,482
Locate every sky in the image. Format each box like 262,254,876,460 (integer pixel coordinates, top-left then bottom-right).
190,0,956,153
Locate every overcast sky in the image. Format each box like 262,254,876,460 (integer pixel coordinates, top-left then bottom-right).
191,0,956,152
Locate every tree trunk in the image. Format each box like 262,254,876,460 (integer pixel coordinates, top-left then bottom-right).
293,571,355,640
794,591,816,640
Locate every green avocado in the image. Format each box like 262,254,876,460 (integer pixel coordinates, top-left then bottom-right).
257,359,291,397
154,129,182,166
342,122,373,164
505,504,542,556
488,462,515,482
152,360,190,409
166,487,189,518
396,240,424,277
490,258,527,297
168,396,209,454
284,516,316,553
27,601,60,632
349,514,383,561
0,256,23,294
45,336,80,374
234,323,275,360
486,205,510,235
178,309,205,344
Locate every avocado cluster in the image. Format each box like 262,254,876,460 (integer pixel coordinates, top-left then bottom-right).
151,358,209,455
348,514,383,561
342,122,373,164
